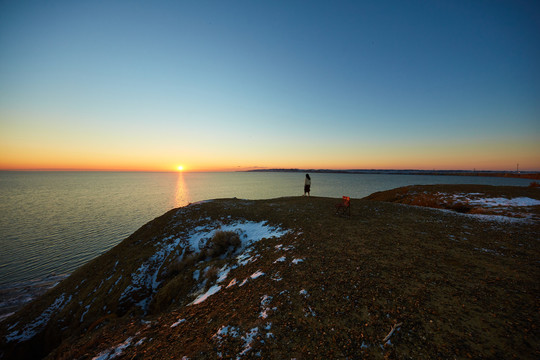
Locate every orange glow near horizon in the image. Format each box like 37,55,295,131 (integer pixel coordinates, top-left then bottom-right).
1,143,539,173
2,110,539,172
1,158,540,172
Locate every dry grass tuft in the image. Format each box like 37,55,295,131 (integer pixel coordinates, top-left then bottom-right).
200,230,242,260
203,266,219,285
149,272,195,313
162,253,197,280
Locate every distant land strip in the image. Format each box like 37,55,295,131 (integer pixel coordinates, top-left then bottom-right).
246,169,540,180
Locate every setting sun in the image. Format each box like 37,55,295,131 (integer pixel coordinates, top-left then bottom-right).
177,165,184,171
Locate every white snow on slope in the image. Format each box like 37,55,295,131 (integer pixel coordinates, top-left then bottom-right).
80,304,91,322
250,270,265,279
212,324,275,358
92,337,133,360
6,293,72,343
186,222,288,305
213,325,240,340
239,327,259,357
186,221,289,254
444,193,540,207
423,192,540,222
170,318,186,328
466,197,540,207
119,235,183,311
434,208,534,223
259,295,274,319
192,285,222,305
120,220,288,311
217,266,230,283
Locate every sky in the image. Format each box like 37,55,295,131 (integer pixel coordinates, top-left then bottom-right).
1,0,539,172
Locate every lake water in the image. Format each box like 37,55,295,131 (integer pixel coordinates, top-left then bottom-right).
0,171,532,291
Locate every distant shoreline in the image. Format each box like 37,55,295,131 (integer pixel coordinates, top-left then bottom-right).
246,168,540,180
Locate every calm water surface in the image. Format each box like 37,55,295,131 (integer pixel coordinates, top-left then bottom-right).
0,171,532,289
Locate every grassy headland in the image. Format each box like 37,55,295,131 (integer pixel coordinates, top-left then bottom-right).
1,185,538,359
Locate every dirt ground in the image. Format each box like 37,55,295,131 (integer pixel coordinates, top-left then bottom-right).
2,185,539,359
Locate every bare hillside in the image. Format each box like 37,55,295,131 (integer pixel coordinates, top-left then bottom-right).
1,186,539,359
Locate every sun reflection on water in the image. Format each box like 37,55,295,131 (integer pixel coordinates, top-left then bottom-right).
174,172,190,207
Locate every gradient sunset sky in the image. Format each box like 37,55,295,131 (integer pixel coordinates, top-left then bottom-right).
1,0,539,172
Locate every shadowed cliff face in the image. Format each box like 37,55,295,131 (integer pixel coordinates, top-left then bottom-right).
1,187,539,359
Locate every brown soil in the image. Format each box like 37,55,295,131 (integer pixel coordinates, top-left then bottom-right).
1,185,539,359
365,184,540,220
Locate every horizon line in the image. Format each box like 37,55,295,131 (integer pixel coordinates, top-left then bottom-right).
1,168,538,173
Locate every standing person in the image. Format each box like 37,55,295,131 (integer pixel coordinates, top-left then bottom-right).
303,174,311,196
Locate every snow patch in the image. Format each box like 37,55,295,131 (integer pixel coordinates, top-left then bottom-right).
250,270,265,279
259,295,274,319
236,253,259,266
119,235,183,311
475,247,503,256
120,220,289,312
91,336,133,360
108,275,123,294
304,306,317,317
80,304,91,322
187,221,289,256
461,196,540,207
213,325,240,342
192,285,222,305
191,265,232,305
275,244,295,251
238,327,259,357
271,272,282,281
170,318,186,328
238,270,265,288
6,293,72,343
216,266,230,283
432,207,534,223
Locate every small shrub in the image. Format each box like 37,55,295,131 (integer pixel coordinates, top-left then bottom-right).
204,266,219,285
202,230,242,260
150,273,195,313
162,253,197,280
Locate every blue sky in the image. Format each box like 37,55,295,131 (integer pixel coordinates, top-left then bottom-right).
1,0,539,171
